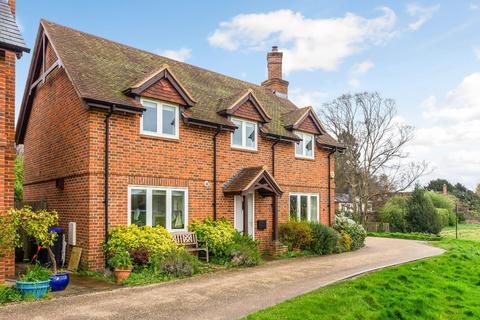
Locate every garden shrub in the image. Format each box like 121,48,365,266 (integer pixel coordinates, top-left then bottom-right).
228,233,261,267
189,217,236,258
107,251,133,270
378,196,408,232
279,220,313,251
129,248,150,266
334,212,367,250
149,247,199,277
309,223,338,255
436,208,450,228
104,225,177,257
19,264,52,282
339,231,352,252
406,188,443,234
0,285,22,304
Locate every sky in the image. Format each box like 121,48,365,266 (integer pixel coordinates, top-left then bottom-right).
13,0,480,189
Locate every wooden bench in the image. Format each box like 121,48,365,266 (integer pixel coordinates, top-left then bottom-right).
172,232,209,263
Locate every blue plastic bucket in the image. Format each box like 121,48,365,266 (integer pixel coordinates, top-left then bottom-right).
16,280,51,299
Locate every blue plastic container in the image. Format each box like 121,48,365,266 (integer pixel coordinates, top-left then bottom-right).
49,272,70,292
16,280,51,299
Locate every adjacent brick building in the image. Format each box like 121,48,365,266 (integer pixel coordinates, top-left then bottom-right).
0,0,29,282
16,20,343,271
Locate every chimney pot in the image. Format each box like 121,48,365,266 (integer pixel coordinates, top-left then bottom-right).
272,46,278,52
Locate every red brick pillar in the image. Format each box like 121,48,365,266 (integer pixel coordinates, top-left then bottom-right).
0,32,17,282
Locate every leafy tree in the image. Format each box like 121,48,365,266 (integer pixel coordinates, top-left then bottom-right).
476,184,480,196
406,188,442,234
378,195,408,232
14,155,23,202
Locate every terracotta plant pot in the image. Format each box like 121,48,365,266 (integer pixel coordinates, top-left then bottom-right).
114,269,131,284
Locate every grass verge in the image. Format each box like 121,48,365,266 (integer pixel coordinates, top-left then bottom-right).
245,239,480,319
368,232,443,241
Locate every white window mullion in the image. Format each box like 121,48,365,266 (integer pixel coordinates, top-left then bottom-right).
157,104,162,134
241,121,246,146
166,189,172,231
297,195,301,220
146,189,153,226
307,195,311,221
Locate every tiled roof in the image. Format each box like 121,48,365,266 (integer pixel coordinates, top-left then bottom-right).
0,0,29,54
317,133,345,150
223,166,282,195
39,19,341,146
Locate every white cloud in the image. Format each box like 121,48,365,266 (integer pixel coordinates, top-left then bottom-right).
289,88,328,108
407,4,440,31
208,8,396,73
408,73,480,189
348,60,374,87
156,48,192,62
469,3,479,10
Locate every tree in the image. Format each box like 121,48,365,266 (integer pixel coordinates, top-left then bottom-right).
406,188,442,234
476,184,480,196
322,92,428,223
14,155,23,202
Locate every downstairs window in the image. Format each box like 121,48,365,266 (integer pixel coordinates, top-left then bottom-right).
129,186,187,231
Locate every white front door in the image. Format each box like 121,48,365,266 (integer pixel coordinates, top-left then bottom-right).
234,193,254,237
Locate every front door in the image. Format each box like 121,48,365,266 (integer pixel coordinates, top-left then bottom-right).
234,193,254,237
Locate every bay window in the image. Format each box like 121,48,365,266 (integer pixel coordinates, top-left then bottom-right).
295,131,314,159
140,98,179,139
231,117,257,150
129,186,188,231
289,193,319,222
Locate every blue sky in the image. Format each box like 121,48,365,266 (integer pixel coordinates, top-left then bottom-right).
14,0,480,189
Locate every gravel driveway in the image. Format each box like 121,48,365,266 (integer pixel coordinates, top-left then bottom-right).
0,237,445,320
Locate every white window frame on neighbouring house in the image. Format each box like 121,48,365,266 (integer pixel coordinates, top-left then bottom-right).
128,186,188,232
289,192,319,222
140,97,180,139
294,131,315,159
231,117,258,151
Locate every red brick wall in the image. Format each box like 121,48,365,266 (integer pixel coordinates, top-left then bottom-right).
0,47,17,281
23,61,335,271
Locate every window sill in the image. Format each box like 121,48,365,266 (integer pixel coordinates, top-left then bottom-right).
140,133,180,142
231,146,259,153
295,155,315,161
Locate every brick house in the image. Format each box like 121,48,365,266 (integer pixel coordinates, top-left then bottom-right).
0,0,29,282
16,20,343,271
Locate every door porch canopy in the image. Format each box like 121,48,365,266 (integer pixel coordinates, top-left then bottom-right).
223,166,282,239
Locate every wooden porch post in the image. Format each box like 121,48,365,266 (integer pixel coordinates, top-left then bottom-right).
272,195,279,241
242,194,248,235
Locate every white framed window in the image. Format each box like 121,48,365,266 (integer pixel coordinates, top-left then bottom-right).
140,97,179,139
289,193,319,222
128,186,188,231
231,117,257,150
294,131,315,159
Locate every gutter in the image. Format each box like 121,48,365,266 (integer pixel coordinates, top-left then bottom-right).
104,105,115,266
212,126,222,221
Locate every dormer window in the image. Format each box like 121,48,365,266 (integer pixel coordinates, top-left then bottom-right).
295,131,314,159
140,97,179,139
231,117,257,151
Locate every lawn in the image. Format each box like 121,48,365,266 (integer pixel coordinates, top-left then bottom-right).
441,224,480,242
245,239,480,320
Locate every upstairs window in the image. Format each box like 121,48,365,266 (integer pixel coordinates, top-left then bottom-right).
295,131,314,159
140,98,179,139
231,117,257,150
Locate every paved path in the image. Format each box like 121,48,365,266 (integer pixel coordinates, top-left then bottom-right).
0,237,445,320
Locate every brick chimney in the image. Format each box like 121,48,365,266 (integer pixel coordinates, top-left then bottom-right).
261,46,289,98
443,184,448,195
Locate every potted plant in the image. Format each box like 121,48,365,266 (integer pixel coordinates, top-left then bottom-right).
108,251,133,284
15,264,52,299
7,207,70,292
